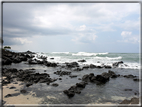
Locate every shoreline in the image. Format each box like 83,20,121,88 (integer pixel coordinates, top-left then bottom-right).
1,50,140,105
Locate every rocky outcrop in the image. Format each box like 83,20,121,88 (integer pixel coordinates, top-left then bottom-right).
63,81,87,97
123,74,136,78
54,70,71,76
2,49,35,65
44,61,57,67
66,62,79,68
78,59,86,62
2,68,57,87
113,61,123,67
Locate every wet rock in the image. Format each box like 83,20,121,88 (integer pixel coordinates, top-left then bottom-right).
52,83,59,87
76,81,87,88
20,89,27,93
9,86,16,89
90,64,96,68
63,90,75,97
59,78,62,80
66,62,79,68
108,70,117,78
78,59,86,62
101,72,110,78
113,61,123,67
82,74,89,82
90,76,96,82
133,77,140,81
124,89,132,91
47,82,50,85
83,65,90,69
28,59,38,64
69,75,78,78
26,83,33,87
104,65,112,69
96,66,103,68
5,94,12,98
68,85,81,94
95,75,109,84
123,74,136,78
111,74,117,78
2,80,11,86
13,56,22,63
2,56,12,65
73,67,83,71
54,70,71,76
89,73,94,80
45,61,57,67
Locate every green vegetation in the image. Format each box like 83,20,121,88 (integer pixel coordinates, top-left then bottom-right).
4,46,11,50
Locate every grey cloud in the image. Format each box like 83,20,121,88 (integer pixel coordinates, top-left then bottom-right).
3,37,22,45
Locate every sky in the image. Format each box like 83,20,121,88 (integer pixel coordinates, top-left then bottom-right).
2,2,140,53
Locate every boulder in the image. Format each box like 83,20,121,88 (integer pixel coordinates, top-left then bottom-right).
52,83,59,87
123,74,136,78
2,56,12,65
82,74,89,82
63,90,75,97
83,65,90,69
73,67,83,71
96,66,103,68
26,83,33,87
90,64,96,68
133,77,140,81
113,61,123,67
124,89,132,91
104,65,112,68
20,89,27,93
76,81,87,88
95,75,109,83
5,94,12,98
66,62,79,68
69,75,78,78
78,59,86,62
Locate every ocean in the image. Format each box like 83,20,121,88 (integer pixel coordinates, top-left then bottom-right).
2,52,141,104
36,52,140,70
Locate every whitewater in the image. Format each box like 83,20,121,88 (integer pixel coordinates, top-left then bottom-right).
34,52,140,69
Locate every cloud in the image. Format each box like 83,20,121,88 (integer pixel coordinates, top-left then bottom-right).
72,33,97,44
3,37,32,46
3,3,140,39
2,3,140,52
118,20,140,30
121,31,132,38
76,25,86,31
119,31,139,44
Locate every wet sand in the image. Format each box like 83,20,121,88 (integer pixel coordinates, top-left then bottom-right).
2,77,43,104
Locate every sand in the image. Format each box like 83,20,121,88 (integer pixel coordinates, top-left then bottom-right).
2,77,43,105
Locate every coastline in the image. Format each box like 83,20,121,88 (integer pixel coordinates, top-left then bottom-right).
1,50,140,105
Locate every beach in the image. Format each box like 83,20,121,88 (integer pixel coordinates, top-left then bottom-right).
1,50,141,105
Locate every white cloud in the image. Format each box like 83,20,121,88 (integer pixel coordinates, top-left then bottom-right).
119,31,139,44
30,3,140,32
121,31,132,38
76,25,86,31
72,33,97,44
13,38,32,44
118,20,140,30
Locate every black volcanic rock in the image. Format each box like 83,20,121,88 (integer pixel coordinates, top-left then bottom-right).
113,61,123,67
78,59,86,62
